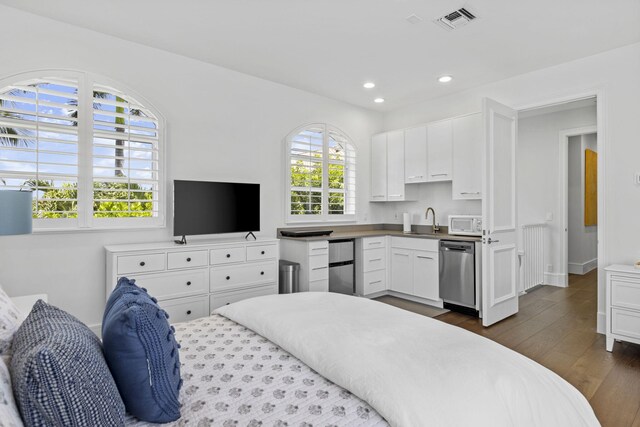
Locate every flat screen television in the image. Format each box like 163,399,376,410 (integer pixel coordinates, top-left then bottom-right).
173,180,260,243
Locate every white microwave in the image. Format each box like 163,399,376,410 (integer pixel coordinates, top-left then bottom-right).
448,215,482,236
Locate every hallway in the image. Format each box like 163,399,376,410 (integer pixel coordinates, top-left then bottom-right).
436,270,640,426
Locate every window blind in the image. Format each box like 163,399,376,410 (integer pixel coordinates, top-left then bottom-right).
0,78,79,219
290,125,324,215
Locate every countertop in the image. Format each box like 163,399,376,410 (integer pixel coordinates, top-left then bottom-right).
278,229,481,243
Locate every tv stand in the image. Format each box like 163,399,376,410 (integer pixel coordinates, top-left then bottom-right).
174,235,187,245
245,231,257,241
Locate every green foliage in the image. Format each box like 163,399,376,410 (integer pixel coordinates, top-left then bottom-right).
290,156,345,215
25,180,153,219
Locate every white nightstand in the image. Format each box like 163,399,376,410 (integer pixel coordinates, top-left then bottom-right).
605,265,640,352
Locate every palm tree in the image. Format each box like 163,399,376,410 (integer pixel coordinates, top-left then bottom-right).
0,92,30,147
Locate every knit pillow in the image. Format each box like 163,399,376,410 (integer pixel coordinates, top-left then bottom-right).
102,277,182,423
0,286,21,357
0,356,23,427
10,300,125,426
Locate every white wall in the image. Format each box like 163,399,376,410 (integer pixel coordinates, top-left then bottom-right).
383,42,640,332
568,134,598,273
0,6,382,329
517,106,596,281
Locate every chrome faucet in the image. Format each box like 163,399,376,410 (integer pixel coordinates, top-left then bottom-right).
425,207,440,234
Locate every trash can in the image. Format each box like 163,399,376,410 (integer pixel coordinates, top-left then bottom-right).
279,259,300,294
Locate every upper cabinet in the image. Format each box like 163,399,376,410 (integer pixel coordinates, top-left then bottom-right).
404,126,428,184
370,131,416,202
452,113,483,200
426,120,453,182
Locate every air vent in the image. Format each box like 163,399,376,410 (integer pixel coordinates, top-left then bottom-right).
434,7,477,30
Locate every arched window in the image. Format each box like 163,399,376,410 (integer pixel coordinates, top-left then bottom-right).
286,123,356,222
0,71,163,230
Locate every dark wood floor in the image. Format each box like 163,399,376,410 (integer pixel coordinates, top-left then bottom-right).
434,269,640,427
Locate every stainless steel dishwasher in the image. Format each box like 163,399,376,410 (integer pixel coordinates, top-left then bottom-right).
328,239,355,295
439,240,477,313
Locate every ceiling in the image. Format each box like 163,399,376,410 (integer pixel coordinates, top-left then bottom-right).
2,0,639,111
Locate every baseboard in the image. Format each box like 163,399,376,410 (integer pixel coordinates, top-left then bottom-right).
597,311,606,335
568,258,598,275
544,272,568,287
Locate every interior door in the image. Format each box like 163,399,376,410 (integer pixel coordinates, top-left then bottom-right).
482,98,518,326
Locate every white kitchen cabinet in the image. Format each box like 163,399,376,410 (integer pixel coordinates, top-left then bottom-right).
413,250,439,300
356,236,388,296
452,113,483,200
390,248,413,295
426,120,453,182
370,133,388,201
404,126,428,184
279,239,329,292
370,131,416,201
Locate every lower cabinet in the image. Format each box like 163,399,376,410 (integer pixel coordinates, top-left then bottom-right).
605,265,640,352
279,239,329,292
390,237,440,302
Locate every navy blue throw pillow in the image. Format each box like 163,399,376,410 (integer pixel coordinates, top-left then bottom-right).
11,300,126,426
102,277,182,423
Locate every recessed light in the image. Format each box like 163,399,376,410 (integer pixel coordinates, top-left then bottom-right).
374,98,385,103
438,75,453,83
363,82,376,89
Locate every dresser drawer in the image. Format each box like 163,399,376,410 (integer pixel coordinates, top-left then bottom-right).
247,244,278,261
362,236,386,249
130,269,209,301
210,262,276,291
308,255,329,282
210,246,246,265
309,279,329,292
363,270,386,295
210,284,277,310
611,276,640,311
611,308,640,340
117,253,166,275
160,296,210,324
167,250,208,270
363,247,386,272
391,236,438,252
308,240,329,256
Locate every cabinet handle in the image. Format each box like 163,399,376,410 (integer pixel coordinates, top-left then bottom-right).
311,247,327,251
186,257,191,262
389,194,402,197
226,276,231,280
139,261,146,266
395,253,410,257
260,271,265,275
417,256,434,260
186,310,192,315
460,192,481,195
186,281,192,286
372,194,385,197
431,173,448,177
226,254,231,258
368,242,382,246
312,266,328,270
261,251,265,255
408,175,423,179
370,280,382,284
369,258,382,262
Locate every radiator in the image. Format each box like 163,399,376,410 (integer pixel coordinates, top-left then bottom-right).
521,223,545,291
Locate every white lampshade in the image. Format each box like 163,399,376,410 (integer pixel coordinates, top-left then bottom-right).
0,190,33,236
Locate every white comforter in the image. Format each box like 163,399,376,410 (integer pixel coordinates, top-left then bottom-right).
216,292,600,427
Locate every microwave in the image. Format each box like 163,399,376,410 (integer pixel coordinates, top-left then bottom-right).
448,215,482,236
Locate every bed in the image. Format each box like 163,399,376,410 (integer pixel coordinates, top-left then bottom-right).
127,292,599,427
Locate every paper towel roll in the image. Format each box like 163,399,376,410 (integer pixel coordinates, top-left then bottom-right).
403,212,411,233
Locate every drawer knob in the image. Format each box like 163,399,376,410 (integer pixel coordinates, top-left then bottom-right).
186,310,192,315
261,251,265,255
139,261,146,267
260,271,264,275
186,281,192,286
186,257,191,262
226,276,230,280
226,254,231,258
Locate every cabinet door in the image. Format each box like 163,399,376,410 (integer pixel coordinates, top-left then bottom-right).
404,126,428,183
427,120,453,182
370,133,387,201
452,113,482,199
413,250,439,300
390,248,413,294
386,130,406,201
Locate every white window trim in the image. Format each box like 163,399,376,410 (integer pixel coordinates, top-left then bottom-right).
285,123,356,224
0,69,166,231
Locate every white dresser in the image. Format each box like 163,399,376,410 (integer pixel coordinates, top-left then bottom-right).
605,264,640,352
105,238,279,324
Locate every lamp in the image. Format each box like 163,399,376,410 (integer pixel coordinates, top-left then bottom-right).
0,190,33,235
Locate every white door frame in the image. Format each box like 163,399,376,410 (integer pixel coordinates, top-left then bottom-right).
515,89,606,334
559,125,597,286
